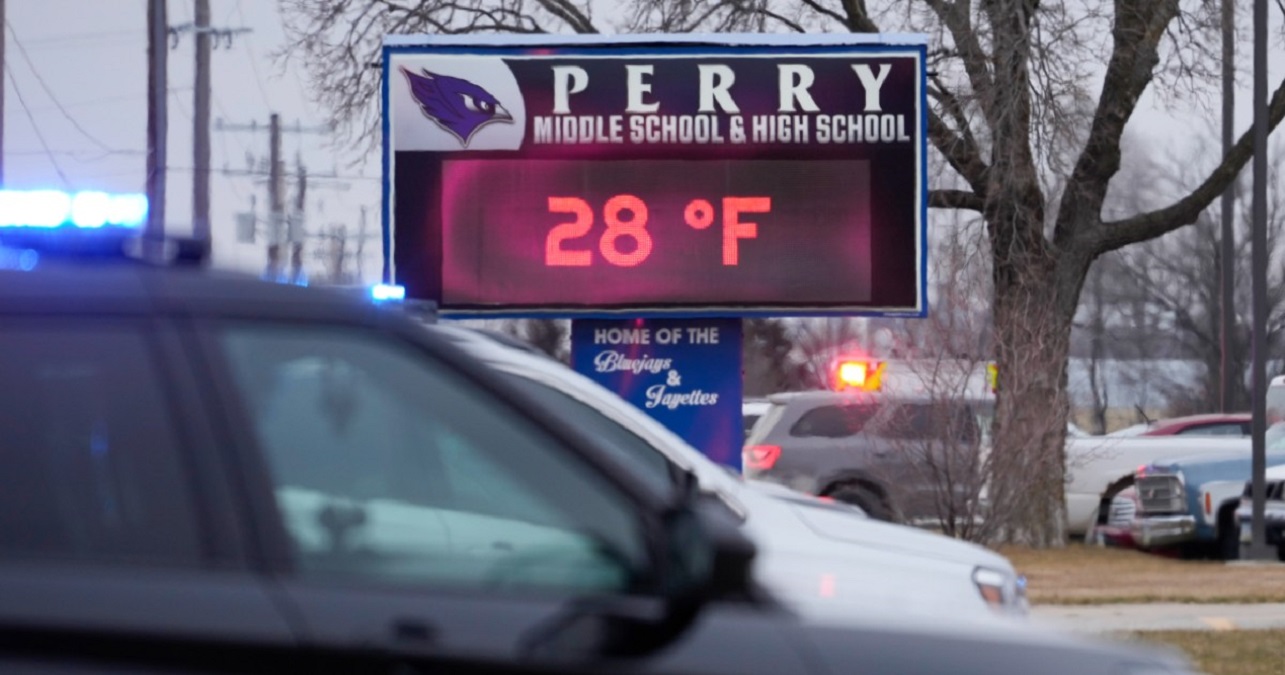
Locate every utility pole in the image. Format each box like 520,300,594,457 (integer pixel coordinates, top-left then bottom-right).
169,3,249,252
193,0,211,247
1,0,7,187
146,0,167,249
291,159,306,283
1219,0,1235,413
268,113,283,279
216,115,329,280
1249,0,1271,560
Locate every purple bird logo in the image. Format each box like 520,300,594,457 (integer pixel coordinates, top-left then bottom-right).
400,67,513,147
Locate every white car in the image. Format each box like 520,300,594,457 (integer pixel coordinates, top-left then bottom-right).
429,324,1029,622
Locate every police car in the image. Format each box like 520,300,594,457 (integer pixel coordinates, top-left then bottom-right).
0,191,1195,674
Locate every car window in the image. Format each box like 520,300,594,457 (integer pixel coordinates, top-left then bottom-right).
745,403,786,445
0,322,202,568
1175,423,1245,437
789,404,881,438
879,403,981,444
501,373,678,496
218,324,646,594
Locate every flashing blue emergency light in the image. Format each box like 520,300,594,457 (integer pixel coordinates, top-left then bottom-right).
0,190,149,258
0,190,148,230
370,284,406,302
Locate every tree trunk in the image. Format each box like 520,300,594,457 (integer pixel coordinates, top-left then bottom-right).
987,251,1082,547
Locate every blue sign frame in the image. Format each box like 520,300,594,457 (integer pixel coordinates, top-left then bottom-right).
381,33,929,319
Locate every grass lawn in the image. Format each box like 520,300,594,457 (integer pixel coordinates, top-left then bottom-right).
1122,630,1285,675
996,543,1285,605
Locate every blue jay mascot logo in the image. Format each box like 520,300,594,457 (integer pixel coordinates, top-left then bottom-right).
400,67,514,147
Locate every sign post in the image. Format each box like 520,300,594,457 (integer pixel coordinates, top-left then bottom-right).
383,34,928,466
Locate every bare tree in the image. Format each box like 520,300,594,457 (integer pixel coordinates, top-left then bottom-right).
1108,140,1285,415
499,318,571,361
886,222,998,541
743,318,807,397
788,317,874,390
280,0,1285,545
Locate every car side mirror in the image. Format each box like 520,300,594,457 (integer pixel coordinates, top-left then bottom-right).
670,495,757,602
518,496,760,661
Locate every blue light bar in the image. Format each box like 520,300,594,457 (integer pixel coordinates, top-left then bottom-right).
0,190,148,229
370,284,406,302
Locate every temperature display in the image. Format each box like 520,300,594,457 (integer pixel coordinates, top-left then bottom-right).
543,194,770,268
398,157,885,312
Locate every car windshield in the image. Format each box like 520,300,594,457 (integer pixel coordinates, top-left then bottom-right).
501,373,679,499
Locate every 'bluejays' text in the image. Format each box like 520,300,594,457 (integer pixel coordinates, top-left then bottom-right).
532,63,912,146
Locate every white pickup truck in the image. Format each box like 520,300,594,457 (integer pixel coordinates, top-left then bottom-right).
1065,435,1248,536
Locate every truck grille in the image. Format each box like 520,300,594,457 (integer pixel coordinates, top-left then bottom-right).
1136,474,1185,514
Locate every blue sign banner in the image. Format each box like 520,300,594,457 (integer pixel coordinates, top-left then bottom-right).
571,318,743,470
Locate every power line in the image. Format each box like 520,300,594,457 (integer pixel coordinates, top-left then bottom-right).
25,92,146,112
5,20,119,153
5,63,72,188
212,93,254,164
235,0,274,110
170,87,193,121
6,148,145,161
208,96,246,201
20,29,143,49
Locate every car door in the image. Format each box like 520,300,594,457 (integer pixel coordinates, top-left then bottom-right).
869,402,986,521
192,318,811,674
0,315,298,651
774,401,885,482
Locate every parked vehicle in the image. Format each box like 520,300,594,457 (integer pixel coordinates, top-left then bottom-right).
744,389,993,525
1065,435,1248,537
743,398,771,439
1069,420,1285,538
1111,413,1251,438
1234,464,1285,560
1092,486,1141,549
432,324,1028,621
1128,450,1285,559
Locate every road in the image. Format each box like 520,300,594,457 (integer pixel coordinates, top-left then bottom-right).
1033,603,1285,633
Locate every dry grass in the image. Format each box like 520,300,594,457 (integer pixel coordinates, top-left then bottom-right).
1122,630,1285,675
997,543,1285,605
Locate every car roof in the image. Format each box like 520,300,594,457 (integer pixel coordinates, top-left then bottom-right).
0,260,383,321
423,323,742,482
765,388,991,406
1143,413,1251,433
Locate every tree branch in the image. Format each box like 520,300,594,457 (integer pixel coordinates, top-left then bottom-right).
1053,0,1180,248
757,7,808,33
801,0,850,26
928,77,989,191
534,0,597,33
930,189,985,211
921,0,998,131
1096,76,1285,254
838,0,879,32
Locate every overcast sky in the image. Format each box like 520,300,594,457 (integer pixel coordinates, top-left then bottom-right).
4,0,381,280
4,1,1282,283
